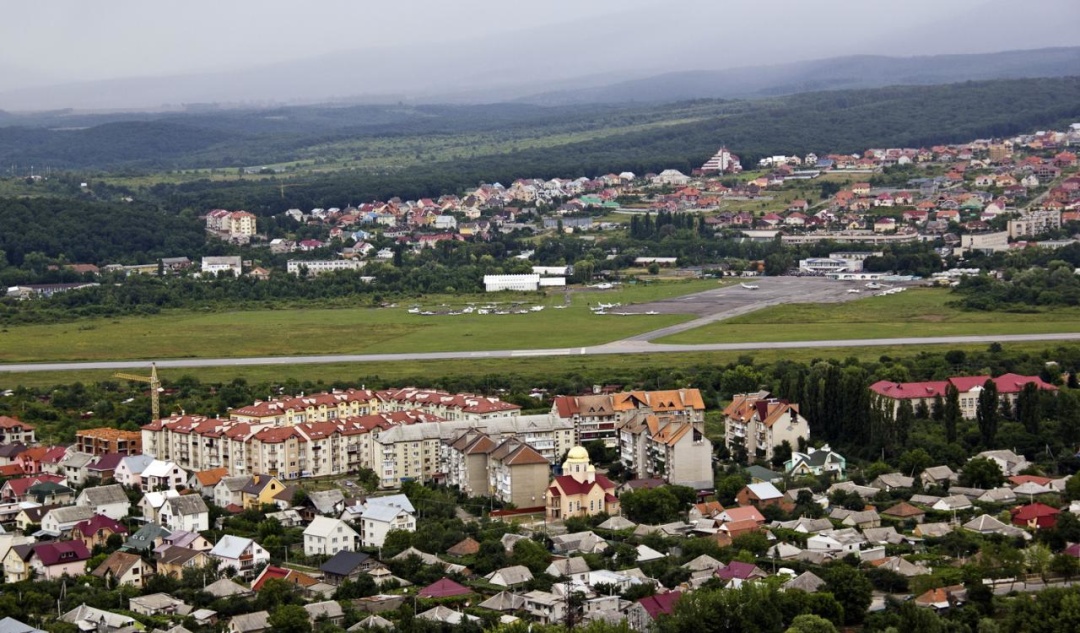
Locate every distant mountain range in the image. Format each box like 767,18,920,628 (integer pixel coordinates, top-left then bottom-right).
515,48,1080,105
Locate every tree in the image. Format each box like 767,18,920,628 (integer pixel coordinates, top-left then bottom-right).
959,457,1004,489
944,383,961,444
1066,473,1080,501
785,614,838,633
268,604,312,633
1016,382,1042,434
823,563,873,625
977,379,1000,447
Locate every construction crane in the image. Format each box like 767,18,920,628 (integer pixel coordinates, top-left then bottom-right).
114,363,162,421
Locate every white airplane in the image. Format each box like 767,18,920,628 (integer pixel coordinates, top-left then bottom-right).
591,282,613,289
407,307,420,314
530,306,544,312
645,310,659,315
847,289,862,294
865,282,882,289
596,302,621,310
740,283,760,290
553,305,568,309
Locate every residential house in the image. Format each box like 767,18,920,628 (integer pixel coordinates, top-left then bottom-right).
92,551,153,588
210,535,269,578
114,454,154,487
74,484,131,520
305,601,345,627
304,516,360,556
487,439,553,508
870,473,915,491
160,494,210,532
881,501,926,524
140,490,181,523
785,445,847,479
735,483,787,510
618,413,713,488
0,417,35,445
72,514,128,550
0,474,66,503
86,453,126,483
320,551,375,585
356,496,417,548
140,460,188,491
3,544,35,583
40,505,95,536
973,450,1031,477
626,592,681,632
60,605,137,633
546,446,619,520
228,611,270,633
28,541,91,579
1012,503,1061,530
59,452,95,486
157,546,212,577
714,561,768,588
723,392,810,461
214,476,251,509
129,593,188,617
123,522,171,554
920,466,957,489
190,467,230,498
241,475,285,509
0,617,45,633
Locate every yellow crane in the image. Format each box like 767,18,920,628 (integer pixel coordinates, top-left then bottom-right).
114,363,162,421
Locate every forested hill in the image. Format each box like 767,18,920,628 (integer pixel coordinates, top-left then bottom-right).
153,77,1080,214
1,76,1079,176
518,47,1080,105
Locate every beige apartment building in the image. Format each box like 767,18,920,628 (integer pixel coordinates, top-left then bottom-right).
723,392,811,461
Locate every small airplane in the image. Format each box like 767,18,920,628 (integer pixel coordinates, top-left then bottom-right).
847,289,862,294
740,283,760,290
530,306,544,312
407,307,420,314
645,310,659,315
865,282,882,289
596,302,621,310
591,282,613,290
553,305,568,309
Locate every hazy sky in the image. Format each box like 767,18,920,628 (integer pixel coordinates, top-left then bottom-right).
1,0,1019,81
1,0,1077,109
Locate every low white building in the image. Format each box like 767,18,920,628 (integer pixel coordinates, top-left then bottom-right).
303,516,360,556
484,274,540,292
140,460,188,492
160,495,210,533
74,484,131,521
287,260,365,276
201,256,242,277
210,535,270,578
356,495,416,548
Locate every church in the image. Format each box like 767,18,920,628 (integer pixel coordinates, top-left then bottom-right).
545,446,619,520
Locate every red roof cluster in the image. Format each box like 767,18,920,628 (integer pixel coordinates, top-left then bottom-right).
870,374,1056,400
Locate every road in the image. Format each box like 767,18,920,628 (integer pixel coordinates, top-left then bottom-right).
2,333,1080,374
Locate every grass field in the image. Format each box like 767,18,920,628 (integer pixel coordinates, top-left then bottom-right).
0,279,721,363
0,341,1068,391
657,288,1080,344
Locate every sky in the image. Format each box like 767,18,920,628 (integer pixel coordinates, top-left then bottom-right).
1,0,1077,109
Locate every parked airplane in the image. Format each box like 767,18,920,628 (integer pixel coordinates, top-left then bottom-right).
740,283,760,290
591,282,614,289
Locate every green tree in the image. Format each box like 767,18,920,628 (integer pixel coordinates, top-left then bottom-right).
959,457,1004,489
977,378,999,446
1016,382,1042,434
785,614,838,633
268,604,312,633
823,563,872,625
944,383,961,444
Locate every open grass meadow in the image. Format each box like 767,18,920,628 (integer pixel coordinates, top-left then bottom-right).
0,279,721,364
657,288,1080,344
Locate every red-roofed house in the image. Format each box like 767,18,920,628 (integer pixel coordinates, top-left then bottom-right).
627,592,681,631
73,514,128,549
418,577,472,599
1011,503,1061,530
546,447,619,520
715,561,768,587
251,565,318,591
0,416,35,444
30,541,91,579
0,474,66,502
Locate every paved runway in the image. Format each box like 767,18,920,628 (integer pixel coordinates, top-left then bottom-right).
3,333,1080,373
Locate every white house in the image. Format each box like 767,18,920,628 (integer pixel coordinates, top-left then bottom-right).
214,476,251,509
74,484,131,521
303,516,360,557
140,490,181,523
210,535,270,579
160,495,210,533
140,460,188,491
114,454,154,488
356,495,416,548
41,505,95,535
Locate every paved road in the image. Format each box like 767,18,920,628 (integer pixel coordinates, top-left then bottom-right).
3,333,1080,373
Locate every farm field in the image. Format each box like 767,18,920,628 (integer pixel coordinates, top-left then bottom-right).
0,279,721,364
657,288,1080,344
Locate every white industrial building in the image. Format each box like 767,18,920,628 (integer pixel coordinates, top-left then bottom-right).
485,274,541,292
